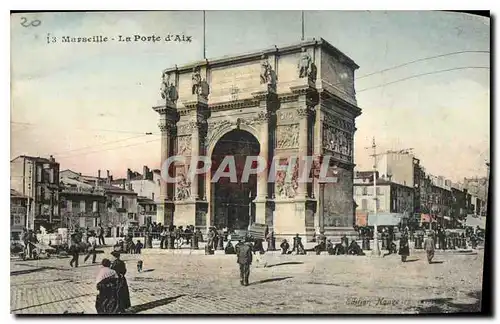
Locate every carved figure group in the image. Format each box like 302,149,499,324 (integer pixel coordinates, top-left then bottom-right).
177,136,192,156
176,172,191,201
275,165,299,198
323,126,352,157
277,124,299,149
160,72,179,104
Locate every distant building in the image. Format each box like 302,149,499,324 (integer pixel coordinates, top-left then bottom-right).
354,171,414,216
375,150,415,188
60,169,138,236
11,189,27,239
112,166,161,225
427,174,453,227
59,176,107,230
11,155,60,231
137,196,157,226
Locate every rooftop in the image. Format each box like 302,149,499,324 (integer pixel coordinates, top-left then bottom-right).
10,189,26,198
163,37,359,74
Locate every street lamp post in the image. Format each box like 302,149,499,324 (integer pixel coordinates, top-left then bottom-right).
371,138,380,256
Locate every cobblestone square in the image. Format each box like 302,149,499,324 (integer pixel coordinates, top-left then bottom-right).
10,249,484,314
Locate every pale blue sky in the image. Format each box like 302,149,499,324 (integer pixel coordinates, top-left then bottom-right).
10,11,490,182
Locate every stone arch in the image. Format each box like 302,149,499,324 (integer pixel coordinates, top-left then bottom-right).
207,121,260,159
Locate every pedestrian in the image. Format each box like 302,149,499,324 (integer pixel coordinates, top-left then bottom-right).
341,234,349,255
280,239,290,255
135,240,143,254
95,258,120,314
291,234,305,255
69,241,80,268
97,224,106,246
398,234,410,262
110,251,131,312
159,228,167,249
235,237,253,286
84,233,98,264
424,231,435,264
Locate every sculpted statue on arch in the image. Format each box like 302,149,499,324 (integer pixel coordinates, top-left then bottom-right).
298,47,317,82
160,72,179,104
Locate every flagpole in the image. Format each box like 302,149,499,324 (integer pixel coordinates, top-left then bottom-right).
301,11,305,41
203,10,206,59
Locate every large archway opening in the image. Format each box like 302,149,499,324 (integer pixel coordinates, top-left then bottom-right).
211,129,260,231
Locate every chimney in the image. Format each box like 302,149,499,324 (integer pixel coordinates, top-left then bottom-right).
49,155,55,162
96,170,101,187
127,168,132,181
122,179,126,190
106,170,110,184
143,166,148,180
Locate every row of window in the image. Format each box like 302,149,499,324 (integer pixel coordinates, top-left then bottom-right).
356,187,383,196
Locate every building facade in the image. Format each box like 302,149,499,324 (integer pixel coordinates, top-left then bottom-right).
354,172,414,215
60,169,138,235
11,189,27,239
59,177,107,230
375,150,415,188
428,175,454,227
11,155,60,231
125,166,161,224
152,38,362,240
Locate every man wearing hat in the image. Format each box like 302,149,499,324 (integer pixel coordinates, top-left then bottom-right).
235,237,253,286
424,231,436,264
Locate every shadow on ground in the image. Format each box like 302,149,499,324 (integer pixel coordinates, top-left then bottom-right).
11,267,50,276
125,295,185,314
415,290,482,313
430,261,444,264
250,277,293,285
265,262,304,268
404,259,420,263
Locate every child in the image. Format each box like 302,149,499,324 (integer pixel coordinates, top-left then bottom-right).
137,260,143,272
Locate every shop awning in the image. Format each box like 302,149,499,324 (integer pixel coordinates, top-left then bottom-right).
367,213,402,226
465,215,486,229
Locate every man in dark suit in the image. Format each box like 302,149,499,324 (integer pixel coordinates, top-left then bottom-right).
236,238,253,286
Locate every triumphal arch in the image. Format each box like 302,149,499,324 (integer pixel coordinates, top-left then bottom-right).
153,38,362,241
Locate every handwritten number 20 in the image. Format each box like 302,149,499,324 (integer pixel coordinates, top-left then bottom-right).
20,17,41,27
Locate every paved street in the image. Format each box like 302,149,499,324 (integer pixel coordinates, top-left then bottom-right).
11,249,483,314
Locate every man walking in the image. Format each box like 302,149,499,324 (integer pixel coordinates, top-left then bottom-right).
235,238,253,286
424,231,435,264
97,224,106,246
84,233,97,264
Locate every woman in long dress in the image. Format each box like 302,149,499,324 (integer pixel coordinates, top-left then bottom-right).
110,251,131,312
398,234,410,262
95,258,120,314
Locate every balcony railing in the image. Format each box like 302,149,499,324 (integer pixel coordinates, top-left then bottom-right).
63,211,102,218
61,186,106,196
